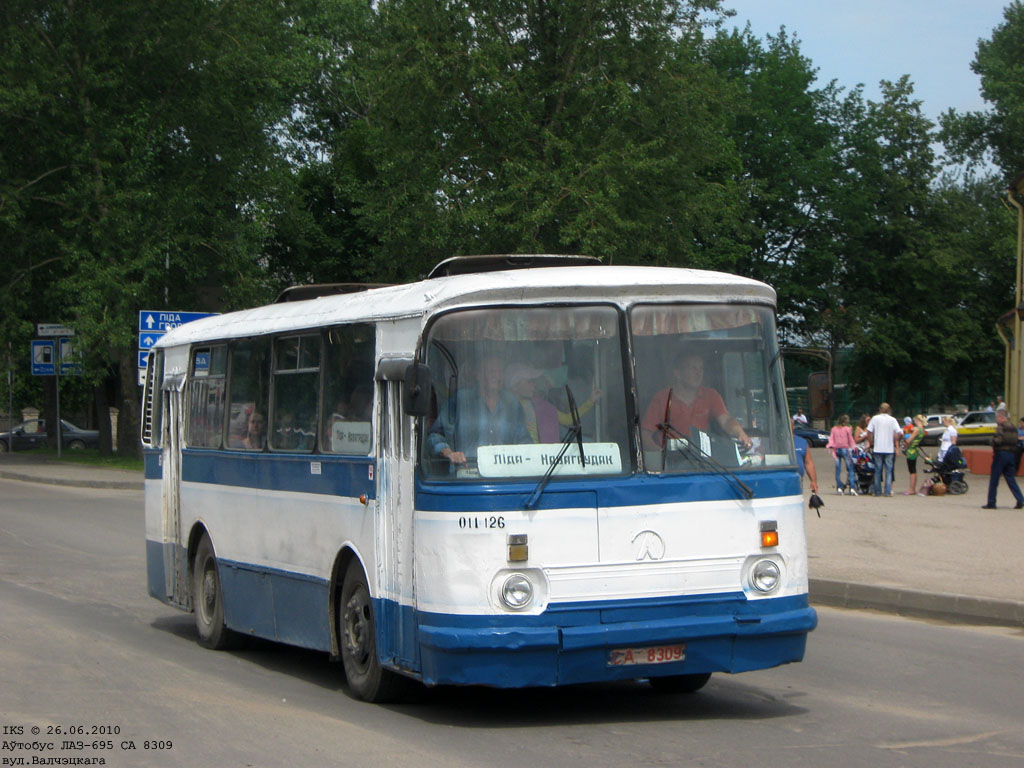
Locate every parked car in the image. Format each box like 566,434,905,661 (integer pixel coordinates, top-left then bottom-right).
794,425,829,447
0,419,99,452
955,410,998,445
920,413,955,446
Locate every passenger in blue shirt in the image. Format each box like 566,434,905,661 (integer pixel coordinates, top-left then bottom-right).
429,355,531,469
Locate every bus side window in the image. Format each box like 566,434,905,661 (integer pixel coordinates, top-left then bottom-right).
271,334,320,452
186,345,227,448
226,338,270,450
321,324,376,455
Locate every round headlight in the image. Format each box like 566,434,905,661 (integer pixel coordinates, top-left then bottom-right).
751,559,781,593
500,573,534,610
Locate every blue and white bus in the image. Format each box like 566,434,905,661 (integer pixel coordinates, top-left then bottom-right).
142,255,816,701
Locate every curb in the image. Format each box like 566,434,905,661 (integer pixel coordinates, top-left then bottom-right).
0,467,143,491
810,578,1024,628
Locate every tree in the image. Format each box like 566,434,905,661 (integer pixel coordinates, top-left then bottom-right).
941,0,1024,178
0,0,312,454
292,0,743,280
704,25,841,340
825,78,943,399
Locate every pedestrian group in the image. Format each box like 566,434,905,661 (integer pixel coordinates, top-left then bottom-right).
810,400,1024,509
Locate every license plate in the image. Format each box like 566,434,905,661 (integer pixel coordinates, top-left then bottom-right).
608,644,685,666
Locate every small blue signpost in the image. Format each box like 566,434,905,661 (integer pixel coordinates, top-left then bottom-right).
31,340,55,375
31,324,77,457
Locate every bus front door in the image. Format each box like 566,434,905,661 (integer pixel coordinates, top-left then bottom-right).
161,379,188,608
375,378,417,671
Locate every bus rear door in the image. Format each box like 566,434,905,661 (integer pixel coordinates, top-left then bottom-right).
161,374,188,608
375,375,417,671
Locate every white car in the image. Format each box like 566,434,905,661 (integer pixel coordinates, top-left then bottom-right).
920,413,955,446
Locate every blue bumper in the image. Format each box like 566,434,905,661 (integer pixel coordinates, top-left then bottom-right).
413,594,817,687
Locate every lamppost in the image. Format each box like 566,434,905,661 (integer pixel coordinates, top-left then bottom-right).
1004,172,1024,419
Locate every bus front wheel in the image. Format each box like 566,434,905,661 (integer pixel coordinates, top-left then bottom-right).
339,559,407,702
192,534,239,650
649,673,711,694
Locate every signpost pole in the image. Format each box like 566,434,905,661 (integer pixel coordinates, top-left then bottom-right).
6,342,11,460
55,358,62,458
35,324,75,457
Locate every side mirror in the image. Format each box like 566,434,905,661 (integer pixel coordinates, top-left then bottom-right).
403,363,432,417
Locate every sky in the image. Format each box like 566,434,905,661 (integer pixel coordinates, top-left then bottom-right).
723,0,1011,126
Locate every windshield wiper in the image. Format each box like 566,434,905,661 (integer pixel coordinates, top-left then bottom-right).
524,385,589,510
656,390,754,500
565,385,586,469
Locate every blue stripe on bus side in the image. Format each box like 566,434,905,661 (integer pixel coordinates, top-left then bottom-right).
415,470,801,512
179,450,376,499
144,450,161,480
147,448,798,509
218,559,333,651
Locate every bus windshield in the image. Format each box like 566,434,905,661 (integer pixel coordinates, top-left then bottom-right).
420,305,629,480
631,303,793,473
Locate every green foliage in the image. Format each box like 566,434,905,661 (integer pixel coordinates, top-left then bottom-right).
0,0,314,450
1,0,1021,427
941,0,1024,177
282,0,742,280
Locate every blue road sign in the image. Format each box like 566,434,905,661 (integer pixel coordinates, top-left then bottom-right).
137,309,218,385
58,337,82,375
138,310,217,334
31,340,55,376
139,332,164,350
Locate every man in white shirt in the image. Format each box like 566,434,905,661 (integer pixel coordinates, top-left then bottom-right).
866,402,901,496
792,407,808,426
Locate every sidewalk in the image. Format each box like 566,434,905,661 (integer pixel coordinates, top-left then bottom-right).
804,446,1024,627
0,452,143,491
2,448,1022,627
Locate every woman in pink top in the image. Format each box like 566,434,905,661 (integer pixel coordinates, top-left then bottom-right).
828,413,858,495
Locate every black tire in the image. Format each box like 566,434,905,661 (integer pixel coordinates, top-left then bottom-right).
339,559,409,702
192,534,239,649
649,673,712,694
0,439,7,453
949,478,968,495
68,439,86,451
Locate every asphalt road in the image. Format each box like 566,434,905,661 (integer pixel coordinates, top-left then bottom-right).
2,479,1024,767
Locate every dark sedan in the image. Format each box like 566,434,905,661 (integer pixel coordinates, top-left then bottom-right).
0,419,99,452
794,425,829,447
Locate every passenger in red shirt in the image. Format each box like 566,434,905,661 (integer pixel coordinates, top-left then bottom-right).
642,352,753,451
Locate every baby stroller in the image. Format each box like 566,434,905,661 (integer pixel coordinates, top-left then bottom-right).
922,445,968,495
852,447,875,495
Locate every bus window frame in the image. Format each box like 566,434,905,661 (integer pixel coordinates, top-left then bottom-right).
185,343,228,450
414,301,638,482
269,332,323,454
627,301,794,474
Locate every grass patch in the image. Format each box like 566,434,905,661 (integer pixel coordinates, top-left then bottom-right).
6,448,143,472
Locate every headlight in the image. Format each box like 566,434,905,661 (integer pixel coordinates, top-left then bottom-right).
500,573,534,610
751,559,781,593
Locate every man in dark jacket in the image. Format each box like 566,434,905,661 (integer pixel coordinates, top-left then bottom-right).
982,409,1024,509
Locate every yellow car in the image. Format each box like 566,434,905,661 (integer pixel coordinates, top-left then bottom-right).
955,411,998,445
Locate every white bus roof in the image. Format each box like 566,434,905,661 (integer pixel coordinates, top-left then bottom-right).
155,265,776,348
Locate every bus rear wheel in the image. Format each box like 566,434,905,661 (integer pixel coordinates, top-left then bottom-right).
649,673,711,694
192,534,239,650
339,559,409,702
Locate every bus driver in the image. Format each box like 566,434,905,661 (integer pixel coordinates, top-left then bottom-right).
642,351,753,452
